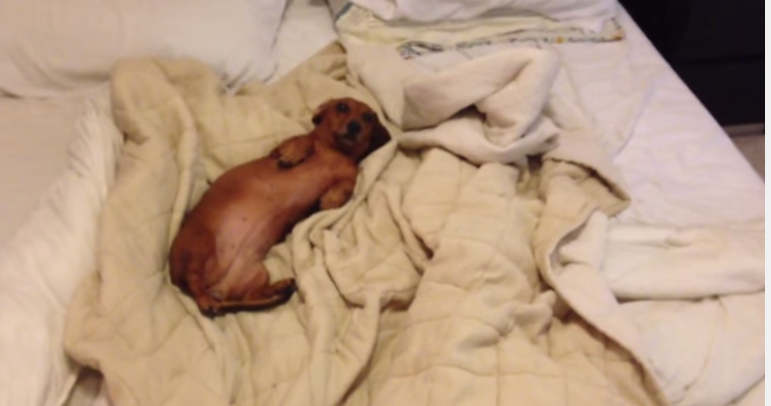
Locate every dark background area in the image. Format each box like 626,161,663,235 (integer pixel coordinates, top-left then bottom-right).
620,0,764,127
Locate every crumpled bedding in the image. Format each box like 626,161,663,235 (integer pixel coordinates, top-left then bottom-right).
63,42,762,406
327,0,625,59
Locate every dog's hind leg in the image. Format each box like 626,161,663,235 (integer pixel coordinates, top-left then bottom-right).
213,277,296,314
169,223,221,316
187,273,222,316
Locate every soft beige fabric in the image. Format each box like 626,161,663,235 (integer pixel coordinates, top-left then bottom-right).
63,44,670,406
346,44,562,165
344,42,630,216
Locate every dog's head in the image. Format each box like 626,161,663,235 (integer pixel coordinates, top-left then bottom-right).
311,97,390,161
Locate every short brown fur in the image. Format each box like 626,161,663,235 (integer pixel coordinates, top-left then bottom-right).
169,98,390,316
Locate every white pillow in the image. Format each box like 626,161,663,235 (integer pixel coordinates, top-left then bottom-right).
0,0,287,97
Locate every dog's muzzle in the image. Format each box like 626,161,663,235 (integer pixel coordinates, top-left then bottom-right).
337,120,362,144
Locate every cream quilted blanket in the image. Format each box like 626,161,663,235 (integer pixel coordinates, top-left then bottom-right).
63,43,677,406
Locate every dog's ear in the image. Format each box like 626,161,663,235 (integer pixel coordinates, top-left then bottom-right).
312,100,334,125
367,113,391,156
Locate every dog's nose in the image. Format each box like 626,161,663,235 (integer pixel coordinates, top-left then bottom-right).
347,121,361,135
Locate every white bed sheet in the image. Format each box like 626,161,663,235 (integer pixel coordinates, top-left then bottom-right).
546,10,765,403
0,96,91,245
588,9,764,227
35,2,762,406
553,9,764,404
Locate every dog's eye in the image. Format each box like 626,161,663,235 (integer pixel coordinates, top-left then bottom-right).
362,112,376,122
336,102,350,113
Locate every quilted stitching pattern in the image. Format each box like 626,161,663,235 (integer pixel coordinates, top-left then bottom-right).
64,45,669,406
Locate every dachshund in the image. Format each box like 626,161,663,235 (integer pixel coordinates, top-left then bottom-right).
168,97,390,317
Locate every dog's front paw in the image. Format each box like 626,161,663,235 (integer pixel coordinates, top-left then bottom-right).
277,155,303,169
271,139,314,169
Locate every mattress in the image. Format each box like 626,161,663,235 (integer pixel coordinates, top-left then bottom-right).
3,0,762,405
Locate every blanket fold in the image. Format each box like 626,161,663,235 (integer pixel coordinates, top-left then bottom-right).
63,42,759,406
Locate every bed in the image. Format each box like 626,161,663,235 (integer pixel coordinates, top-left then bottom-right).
0,0,763,406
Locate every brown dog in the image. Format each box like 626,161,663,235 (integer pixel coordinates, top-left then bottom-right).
169,97,390,316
